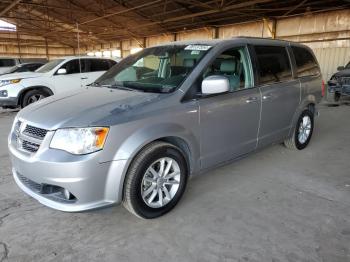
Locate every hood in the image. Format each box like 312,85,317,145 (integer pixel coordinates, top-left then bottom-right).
18,87,164,130
332,69,350,78
0,72,44,80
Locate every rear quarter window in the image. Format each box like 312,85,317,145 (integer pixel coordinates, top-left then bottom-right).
291,46,320,77
254,45,292,85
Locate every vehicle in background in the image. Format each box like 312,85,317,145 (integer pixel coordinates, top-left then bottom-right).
8,38,322,219
327,61,350,102
0,62,45,75
0,56,117,109
0,57,20,74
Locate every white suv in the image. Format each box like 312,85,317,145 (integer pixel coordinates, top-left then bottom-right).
0,56,116,109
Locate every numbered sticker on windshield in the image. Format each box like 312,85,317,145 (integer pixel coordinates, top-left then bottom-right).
185,45,212,51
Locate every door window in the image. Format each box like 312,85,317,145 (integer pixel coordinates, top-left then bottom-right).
291,46,320,77
88,59,113,72
254,46,292,85
0,59,15,67
202,47,252,92
58,59,82,74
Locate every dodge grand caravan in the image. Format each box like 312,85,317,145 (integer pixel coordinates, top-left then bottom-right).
9,38,323,219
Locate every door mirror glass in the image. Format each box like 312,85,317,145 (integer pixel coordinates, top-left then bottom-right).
337,66,345,71
57,68,67,75
202,75,230,95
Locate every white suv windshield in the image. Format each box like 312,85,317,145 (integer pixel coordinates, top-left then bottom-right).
94,45,211,93
36,59,64,73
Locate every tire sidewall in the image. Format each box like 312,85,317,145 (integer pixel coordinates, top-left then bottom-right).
127,145,188,219
294,110,314,150
22,89,48,108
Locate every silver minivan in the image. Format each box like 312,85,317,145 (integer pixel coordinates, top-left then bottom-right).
8,38,323,219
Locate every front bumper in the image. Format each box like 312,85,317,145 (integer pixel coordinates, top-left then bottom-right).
328,80,350,96
8,130,128,212
0,97,18,107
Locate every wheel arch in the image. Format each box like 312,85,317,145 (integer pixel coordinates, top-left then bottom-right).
17,86,54,106
106,123,200,203
288,94,317,137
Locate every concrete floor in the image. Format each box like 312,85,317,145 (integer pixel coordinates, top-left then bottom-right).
0,102,350,262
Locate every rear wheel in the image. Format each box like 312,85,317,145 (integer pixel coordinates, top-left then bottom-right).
21,89,49,108
284,109,314,150
123,142,188,219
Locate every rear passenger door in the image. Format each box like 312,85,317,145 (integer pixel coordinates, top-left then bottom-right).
253,45,300,148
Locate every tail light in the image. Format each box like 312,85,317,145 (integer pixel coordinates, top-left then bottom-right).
321,79,325,97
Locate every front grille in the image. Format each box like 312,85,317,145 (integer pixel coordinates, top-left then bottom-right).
22,140,40,153
17,172,42,192
16,172,77,203
13,121,48,154
23,125,48,139
342,77,350,86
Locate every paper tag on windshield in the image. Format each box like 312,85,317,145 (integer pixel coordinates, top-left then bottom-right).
185,45,211,51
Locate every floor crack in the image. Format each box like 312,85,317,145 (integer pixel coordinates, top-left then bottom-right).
0,242,8,262
0,214,9,227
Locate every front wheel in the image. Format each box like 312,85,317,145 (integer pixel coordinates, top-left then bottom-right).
21,89,49,108
284,109,314,150
123,142,188,219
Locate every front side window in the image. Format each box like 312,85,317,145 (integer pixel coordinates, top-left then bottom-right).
255,46,292,85
291,46,320,77
58,59,87,74
94,44,211,93
36,59,64,73
201,46,252,92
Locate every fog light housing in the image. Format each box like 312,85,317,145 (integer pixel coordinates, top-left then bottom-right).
0,90,8,97
63,188,72,200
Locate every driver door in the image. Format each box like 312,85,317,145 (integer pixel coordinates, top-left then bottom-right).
198,46,261,169
53,59,85,94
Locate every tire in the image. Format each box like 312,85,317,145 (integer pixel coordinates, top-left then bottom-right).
21,89,49,108
327,91,341,103
284,109,314,150
123,141,188,219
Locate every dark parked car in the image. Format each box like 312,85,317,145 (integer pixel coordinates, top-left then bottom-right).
327,62,350,102
0,62,45,75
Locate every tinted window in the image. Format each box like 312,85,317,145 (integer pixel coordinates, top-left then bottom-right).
292,46,320,77
89,59,112,72
0,59,16,67
255,46,292,85
59,59,87,74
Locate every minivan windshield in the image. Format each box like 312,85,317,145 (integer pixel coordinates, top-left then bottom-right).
94,44,212,93
36,59,64,73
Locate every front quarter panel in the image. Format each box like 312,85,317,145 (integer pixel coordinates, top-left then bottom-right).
100,99,200,202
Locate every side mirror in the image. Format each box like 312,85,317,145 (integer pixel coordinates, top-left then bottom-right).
337,66,345,71
56,68,67,75
202,75,230,95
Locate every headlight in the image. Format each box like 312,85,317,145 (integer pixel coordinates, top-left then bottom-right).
50,127,109,155
0,79,21,87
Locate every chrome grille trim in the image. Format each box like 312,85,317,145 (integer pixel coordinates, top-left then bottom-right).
13,121,48,154
23,125,48,139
